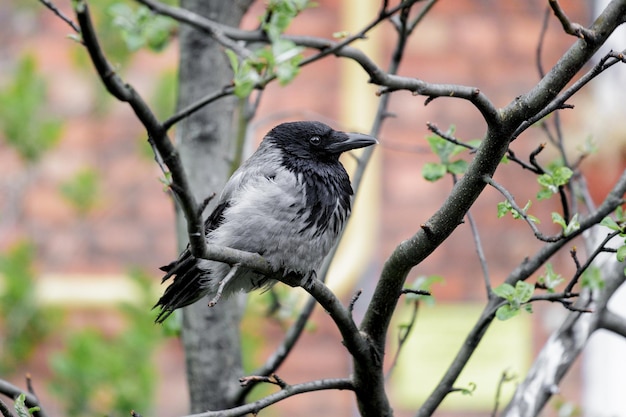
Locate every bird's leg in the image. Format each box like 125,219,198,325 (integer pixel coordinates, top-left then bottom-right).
208,264,241,307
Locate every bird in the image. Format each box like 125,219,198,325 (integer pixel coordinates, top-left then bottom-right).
154,120,377,323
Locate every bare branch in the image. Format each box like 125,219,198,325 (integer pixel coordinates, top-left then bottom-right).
512,49,626,141
491,370,516,417
386,299,419,379
598,309,626,337
549,0,596,41
0,399,14,417
188,378,354,417
348,289,363,315
239,373,288,389
37,0,80,33
467,210,492,296
563,230,621,294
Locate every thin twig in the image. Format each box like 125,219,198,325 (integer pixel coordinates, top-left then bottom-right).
386,299,419,379
512,49,626,141
536,6,550,79
417,171,626,417
37,0,80,33
0,399,14,417
240,373,288,389
491,370,516,417
190,378,354,417
548,0,595,40
348,289,363,315
426,122,476,152
563,230,621,294
467,210,492,296
484,175,563,243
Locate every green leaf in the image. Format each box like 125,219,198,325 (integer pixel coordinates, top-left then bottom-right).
515,281,534,303
564,213,580,236
496,304,520,321
14,393,40,417
447,159,468,175
536,188,554,200
551,212,566,229
497,201,511,218
601,216,621,231
225,49,239,74
617,245,626,263
262,0,309,41
616,206,625,223
425,129,463,163
109,3,176,52
536,166,573,200
552,212,580,236
581,267,604,291
538,263,563,293
492,283,516,301
422,162,447,182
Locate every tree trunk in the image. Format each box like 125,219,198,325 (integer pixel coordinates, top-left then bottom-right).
175,1,253,412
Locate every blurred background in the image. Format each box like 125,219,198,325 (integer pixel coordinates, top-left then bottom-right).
1,1,624,416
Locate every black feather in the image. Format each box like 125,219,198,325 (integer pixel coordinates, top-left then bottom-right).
153,200,231,323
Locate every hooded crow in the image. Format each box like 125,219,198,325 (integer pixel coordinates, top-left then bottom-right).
154,121,377,323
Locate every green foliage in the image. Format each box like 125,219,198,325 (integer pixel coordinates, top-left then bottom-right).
0,54,62,163
537,263,563,293
497,200,540,224
227,0,309,97
49,269,163,417
59,168,100,215
262,0,309,41
493,281,534,321
421,127,469,182
581,267,605,291
0,242,57,373
551,212,580,237
600,207,626,263
536,166,573,200
109,3,177,52
14,393,41,417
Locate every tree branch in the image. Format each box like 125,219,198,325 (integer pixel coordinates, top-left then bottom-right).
73,1,210,260
362,2,626,373
417,170,626,416
549,0,596,40
187,378,353,417
0,380,47,417
598,309,626,337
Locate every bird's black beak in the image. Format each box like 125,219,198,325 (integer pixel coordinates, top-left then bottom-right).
328,132,378,154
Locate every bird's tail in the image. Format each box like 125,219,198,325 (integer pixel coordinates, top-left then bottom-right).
153,248,209,323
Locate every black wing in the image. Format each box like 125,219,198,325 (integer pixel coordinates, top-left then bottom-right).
153,200,230,323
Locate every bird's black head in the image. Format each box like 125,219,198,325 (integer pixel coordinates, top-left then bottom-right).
265,121,377,162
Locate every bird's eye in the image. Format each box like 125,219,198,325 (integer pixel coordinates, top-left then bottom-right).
309,136,321,146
